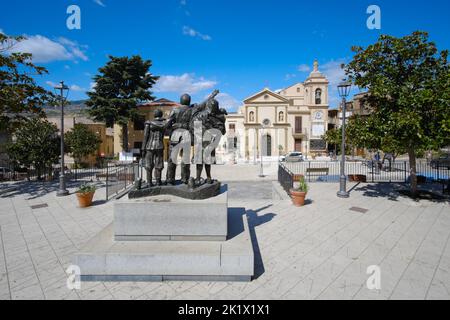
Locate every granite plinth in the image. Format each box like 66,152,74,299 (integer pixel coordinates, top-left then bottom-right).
74,208,254,282
114,186,228,241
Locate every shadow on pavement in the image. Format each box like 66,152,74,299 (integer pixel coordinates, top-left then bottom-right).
354,182,450,203
1,180,104,200
246,204,276,280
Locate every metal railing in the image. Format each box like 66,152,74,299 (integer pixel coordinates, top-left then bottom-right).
280,160,449,184
1,160,139,201
278,163,294,194
105,163,139,200
0,162,55,182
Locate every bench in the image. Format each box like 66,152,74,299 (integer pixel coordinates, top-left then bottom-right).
306,167,329,181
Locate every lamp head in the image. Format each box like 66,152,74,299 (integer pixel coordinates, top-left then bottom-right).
337,79,351,98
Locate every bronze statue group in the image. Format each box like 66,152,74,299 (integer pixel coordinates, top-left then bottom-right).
141,90,227,188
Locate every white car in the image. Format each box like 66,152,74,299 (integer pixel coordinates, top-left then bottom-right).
285,152,305,162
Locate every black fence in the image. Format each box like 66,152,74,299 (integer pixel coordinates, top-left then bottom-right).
0,162,56,182
278,163,294,194
282,160,449,184
105,163,139,200
0,160,139,201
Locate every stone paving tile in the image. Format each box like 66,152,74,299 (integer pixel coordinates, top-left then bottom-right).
0,178,449,300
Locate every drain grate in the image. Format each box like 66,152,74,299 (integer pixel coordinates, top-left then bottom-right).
349,206,368,213
30,203,48,209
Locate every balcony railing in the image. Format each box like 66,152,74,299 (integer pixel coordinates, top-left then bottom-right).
292,128,309,138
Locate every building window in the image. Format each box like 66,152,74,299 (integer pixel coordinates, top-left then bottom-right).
229,123,236,131
315,88,322,105
133,115,146,131
297,87,300,93
233,137,238,149
310,139,326,151
295,117,302,133
249,111,255,122
278,111,284,122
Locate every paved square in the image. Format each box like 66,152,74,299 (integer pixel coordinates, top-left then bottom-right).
0,166,449,300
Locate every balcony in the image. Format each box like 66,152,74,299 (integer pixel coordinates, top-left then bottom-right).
292,128,309,138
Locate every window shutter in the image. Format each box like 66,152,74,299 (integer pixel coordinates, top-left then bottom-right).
295,117,302,133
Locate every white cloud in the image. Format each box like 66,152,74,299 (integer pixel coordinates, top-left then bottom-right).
297,64,311,72
57,37,88,61
214,93,241,112
89,82,97,92
93,0,106,7
182,26,211,41
320,59,347,107
7,35,88,63
154,73,217,94
70,84,86,92
46,81,57,88
46,81,86,92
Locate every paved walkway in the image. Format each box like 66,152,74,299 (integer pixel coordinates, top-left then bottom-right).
0,172,449,299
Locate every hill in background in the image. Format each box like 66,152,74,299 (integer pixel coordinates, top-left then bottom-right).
44,100,89,117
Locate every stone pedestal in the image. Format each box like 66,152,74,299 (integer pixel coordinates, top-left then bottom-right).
74,185,254,282
114,189,227,241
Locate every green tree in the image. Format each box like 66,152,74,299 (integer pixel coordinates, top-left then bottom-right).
65,124,101,165
323,128,341,155
86,55,159,152
345,31,450,194
7,118,60,180
0,33,53,132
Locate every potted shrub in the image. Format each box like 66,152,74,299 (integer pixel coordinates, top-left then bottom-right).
76,184,96,208
290,176,308,207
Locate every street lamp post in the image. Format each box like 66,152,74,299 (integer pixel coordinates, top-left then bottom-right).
259,120,269,178
54,81,70,197
337,80,352,198
259,127,264,177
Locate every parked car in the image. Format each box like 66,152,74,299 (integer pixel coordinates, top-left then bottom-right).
285,152,305,162
430,154,450,169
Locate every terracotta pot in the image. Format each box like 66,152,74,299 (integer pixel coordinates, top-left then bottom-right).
76,191,95,208
348,174,367,183
290,189,307,207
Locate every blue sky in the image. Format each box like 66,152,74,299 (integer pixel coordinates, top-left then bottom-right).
1,0,450,110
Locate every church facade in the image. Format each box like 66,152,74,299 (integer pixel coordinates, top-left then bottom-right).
218,60,330,162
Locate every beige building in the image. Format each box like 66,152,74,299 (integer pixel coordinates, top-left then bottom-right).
218,60,330,162
47,116,114,166
113,98,181,160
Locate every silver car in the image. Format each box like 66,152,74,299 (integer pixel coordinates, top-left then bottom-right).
285,152,305,162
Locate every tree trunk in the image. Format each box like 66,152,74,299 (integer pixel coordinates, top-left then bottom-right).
408,147,418,195
122,123,129,153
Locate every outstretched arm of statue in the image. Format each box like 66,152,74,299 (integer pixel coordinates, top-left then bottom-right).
196,89,220,111
207,89,219,101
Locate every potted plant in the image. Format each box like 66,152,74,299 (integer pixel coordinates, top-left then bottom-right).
76,184,96,208
290,176,308,207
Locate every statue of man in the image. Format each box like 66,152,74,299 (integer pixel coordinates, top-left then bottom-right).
190,98,227,184
166,90,219,185
142,109,166,187
165,94,193,185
